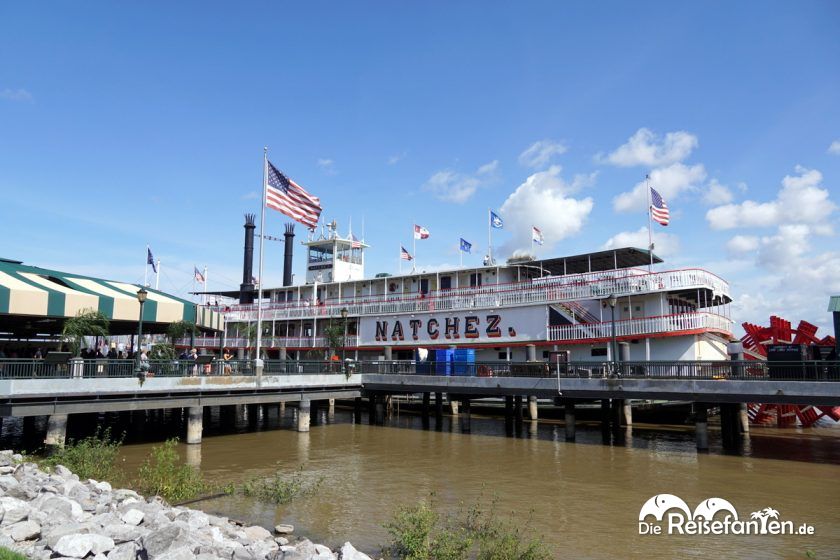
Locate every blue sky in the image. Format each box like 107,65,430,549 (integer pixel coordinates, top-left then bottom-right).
1,1,839,332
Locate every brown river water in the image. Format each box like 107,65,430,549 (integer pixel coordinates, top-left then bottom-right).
3,405,840,559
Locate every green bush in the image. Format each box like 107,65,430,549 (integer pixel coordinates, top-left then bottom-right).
135,438,215,503
242,465,323,504
0,546,29,560
384,496,551,560
42,428,124,483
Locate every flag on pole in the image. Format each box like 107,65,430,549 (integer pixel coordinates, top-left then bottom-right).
194,267,205,283
413,225,430,239
650,187,670,226
265,160,323,230
531,226,544,245
147,248,157,273
351,233,362,249
400,246,413,261
460,238,472,253
490,211,504,229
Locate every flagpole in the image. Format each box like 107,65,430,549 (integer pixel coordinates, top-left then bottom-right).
645,174,653,272
460,241,463,268
487,209,492,265
204,266,208,306
256,147,268,361
144,246,149,287
398,242,402,275
412,223,417,272
531,228,534,257
155,260,160,290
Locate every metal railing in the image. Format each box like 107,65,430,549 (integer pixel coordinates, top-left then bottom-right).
547,311,732,341
219,267,730,321
356,359,840,382
2,358,836,383
176,336,361,349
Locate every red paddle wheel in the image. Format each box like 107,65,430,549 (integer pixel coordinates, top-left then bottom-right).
741,316,839,427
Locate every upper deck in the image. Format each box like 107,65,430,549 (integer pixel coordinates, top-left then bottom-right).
219,265,731,322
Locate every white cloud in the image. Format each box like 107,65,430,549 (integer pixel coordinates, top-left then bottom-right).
828,140,840,155
702,179,734,205
0,88,33,102
241,191,259,200
597,128,698,167
317,158,336,175
726,235,759,254
423,160,499,204
602,226,680,257
499,165,594,255
706,166,835,230
613,162,707,212
518,139,567,169
388,151,407,165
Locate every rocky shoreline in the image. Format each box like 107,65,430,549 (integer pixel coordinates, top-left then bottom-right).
0,450,374,560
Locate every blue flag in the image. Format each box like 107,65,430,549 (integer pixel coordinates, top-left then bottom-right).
460,238,472,253
490,211,503,229
147,248,157,273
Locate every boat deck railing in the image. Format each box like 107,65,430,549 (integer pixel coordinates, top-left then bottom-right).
218,267,730,321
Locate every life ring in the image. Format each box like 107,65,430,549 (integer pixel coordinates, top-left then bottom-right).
477,365,493,377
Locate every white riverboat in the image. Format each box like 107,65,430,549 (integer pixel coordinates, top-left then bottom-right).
193,221,734,363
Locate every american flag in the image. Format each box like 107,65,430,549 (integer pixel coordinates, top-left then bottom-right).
351,233,362,249
650,187,670,226
194,266,205,283
532,226,544,246
400,246,413,261
265,160,322,230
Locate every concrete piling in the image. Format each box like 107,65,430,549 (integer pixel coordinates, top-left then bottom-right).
527,396,538,421
738,403,750,434
353,397,363,423
460,400,471,433
45,414,68,450
186,406,203,444
564,400,576,441
298,399,311,432
695,403,709,451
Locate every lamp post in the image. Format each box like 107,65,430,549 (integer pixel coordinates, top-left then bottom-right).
603,294,618,370
136,288,148,372
340,307,348,372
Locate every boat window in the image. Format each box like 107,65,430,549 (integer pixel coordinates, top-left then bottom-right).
440,276,452,290
470,273,482,287
308,245,333,263
591,348,608,357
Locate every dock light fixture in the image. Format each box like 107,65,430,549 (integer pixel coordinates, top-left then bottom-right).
136,288,148,373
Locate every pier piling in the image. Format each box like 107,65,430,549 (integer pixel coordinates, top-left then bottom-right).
528,396,538,421
298,399,311,432
564,399,576,441
186,406,203,444
45,414,68,451
695,403,709,451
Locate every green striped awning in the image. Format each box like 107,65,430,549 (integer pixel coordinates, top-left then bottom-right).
0,258,221,331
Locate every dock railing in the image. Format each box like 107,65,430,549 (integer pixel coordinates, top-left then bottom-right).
1,359,837,382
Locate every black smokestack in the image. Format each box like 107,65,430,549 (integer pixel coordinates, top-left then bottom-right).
240,214,256,304
283,223,295,287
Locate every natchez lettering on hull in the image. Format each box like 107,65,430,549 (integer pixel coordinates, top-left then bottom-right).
359,307,547,346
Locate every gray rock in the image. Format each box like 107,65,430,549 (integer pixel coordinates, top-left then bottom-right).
175,509,208,530
154,547,195,560
142,524,193,559
0,496,30,525
53,465,73,479
0,475,20,491
247,538,279,558
121,508,144,526
43,523,88,548
102,522,149,544
113,488,141,502
0,467,13,475
274,523,294,534
53,533,97,557
91,480,112,493
107,541,141,560
339,542,372,560
275,536,289,546
243,524,272,541
4,519,41,541
39,495,85,522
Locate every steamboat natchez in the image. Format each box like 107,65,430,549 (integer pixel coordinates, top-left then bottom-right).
194,220,734,362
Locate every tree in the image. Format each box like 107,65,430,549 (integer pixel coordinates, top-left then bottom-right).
166,320,197,344
61,309,110,357
324,320,345,360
